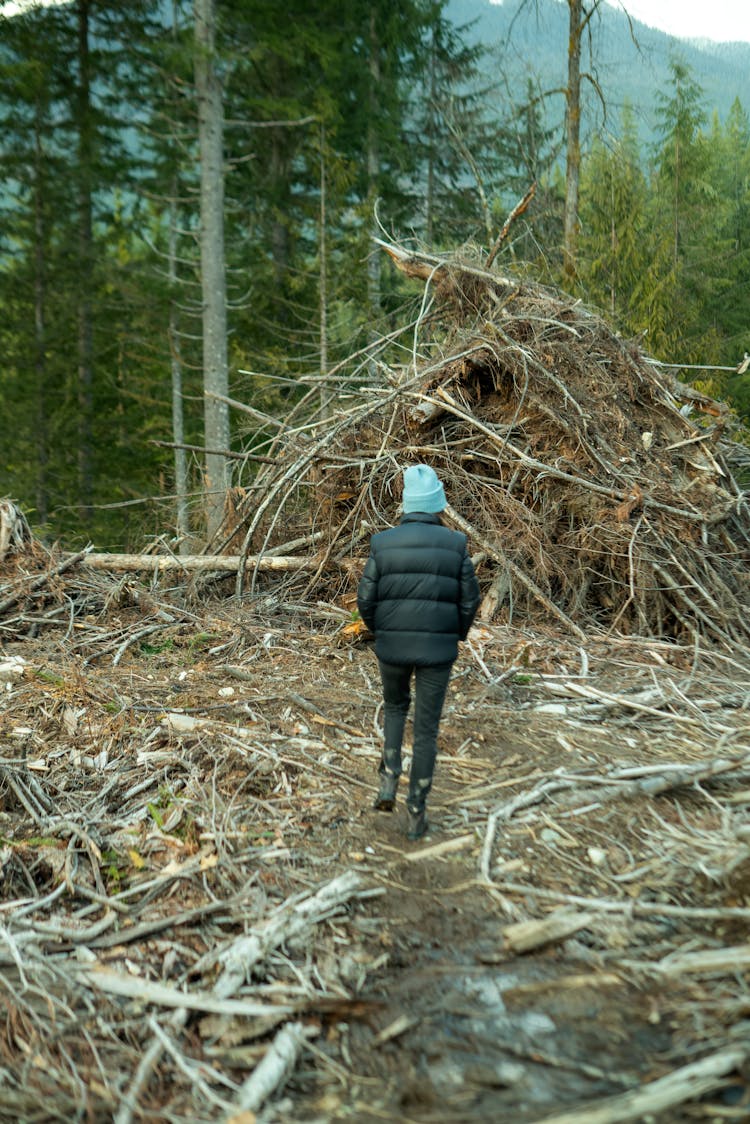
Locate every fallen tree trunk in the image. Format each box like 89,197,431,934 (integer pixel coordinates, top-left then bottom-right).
531,1042,750,1124
0,500,32,561
225,1022,318,1119
502,909,595,954
78,552,313,573
213,871,363,998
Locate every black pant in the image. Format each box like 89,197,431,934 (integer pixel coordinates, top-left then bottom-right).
377,659,453,809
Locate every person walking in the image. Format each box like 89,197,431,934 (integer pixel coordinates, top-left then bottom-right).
356,464,480,840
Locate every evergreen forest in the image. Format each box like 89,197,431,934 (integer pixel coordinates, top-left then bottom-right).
1,0,749,549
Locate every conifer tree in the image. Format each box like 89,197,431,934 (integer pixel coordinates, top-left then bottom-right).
411,3,499,249
578,104,647,323
494,77,563,270
0,5,67,526
632,57,712,360
712,99,750,360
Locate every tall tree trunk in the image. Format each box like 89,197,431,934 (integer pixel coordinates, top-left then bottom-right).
167,1,189,550
563,0,583,285
168,187,189,548
76,0,94,526
270,128,290,318
194,0,230,539
33,107,48,525
425,27,437,247
366,8,381,369
672,136,681,268
319,125,330,419
609,174,617,318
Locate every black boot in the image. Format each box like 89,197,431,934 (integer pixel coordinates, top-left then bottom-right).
373,749,401,811
406,774,431,838
373,771,398,811
406,803,428,840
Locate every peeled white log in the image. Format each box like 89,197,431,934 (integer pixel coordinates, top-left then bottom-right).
214,871,362,998
532,1044,749,1124
502,909,595,954
79,552,312,572
226,1022,317,1118
0,500,31,561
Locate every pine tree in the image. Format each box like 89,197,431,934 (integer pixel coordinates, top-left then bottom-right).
494,76,563,270
712,100,750,358
411,3,501,250
632,56,713,361
578,104,647,324
0,6,68,526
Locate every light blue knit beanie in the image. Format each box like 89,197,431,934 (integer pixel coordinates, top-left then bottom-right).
402,464,446,514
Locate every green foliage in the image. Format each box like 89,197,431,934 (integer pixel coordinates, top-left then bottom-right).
0,0,183,548
579,104,647,324
139,636,174,657
101,847,129,887
1,0,749,553
185,631,221,657
577,58,750,422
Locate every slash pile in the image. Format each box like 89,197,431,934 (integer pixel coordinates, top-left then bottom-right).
239,242,750,650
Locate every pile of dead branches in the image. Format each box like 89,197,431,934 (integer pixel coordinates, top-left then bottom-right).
231,242,750,650
2,245,749,652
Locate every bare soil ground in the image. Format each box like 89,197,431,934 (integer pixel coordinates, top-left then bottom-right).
3,594,750,1123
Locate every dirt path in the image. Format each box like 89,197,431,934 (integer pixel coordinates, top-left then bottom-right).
280,660,748,1122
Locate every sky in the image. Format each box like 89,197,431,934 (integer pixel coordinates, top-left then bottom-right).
605,0,750,43
3,0,750,44
485,1,750,45
0,0,72,13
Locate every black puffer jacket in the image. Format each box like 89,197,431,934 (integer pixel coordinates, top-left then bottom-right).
357,512,480,666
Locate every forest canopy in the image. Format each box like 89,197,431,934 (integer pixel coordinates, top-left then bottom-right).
0,0,748,549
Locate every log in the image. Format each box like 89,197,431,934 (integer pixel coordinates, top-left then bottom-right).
77,968,294,1019
640,943,750,977
213,871,362,998
402,833,475,863
78,552,313,573
374,236,514,290
502,910,595,954
489,880,750,922
530,1043,749,1124
225,1022,317,1118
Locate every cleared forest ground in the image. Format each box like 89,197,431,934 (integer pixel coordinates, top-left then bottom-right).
2,597,750,1123
3,240,750,1120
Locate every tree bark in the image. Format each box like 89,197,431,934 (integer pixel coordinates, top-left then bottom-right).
33,106,49,525
194,0,230,538
563,0,583,284
76,0,94,525
319,125,330,419
366,9,381,376
563,0,604,285
167,3,189,548
78,552,313,573
168,184,189,548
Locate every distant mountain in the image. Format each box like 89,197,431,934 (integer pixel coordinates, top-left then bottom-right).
445,0,750,147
